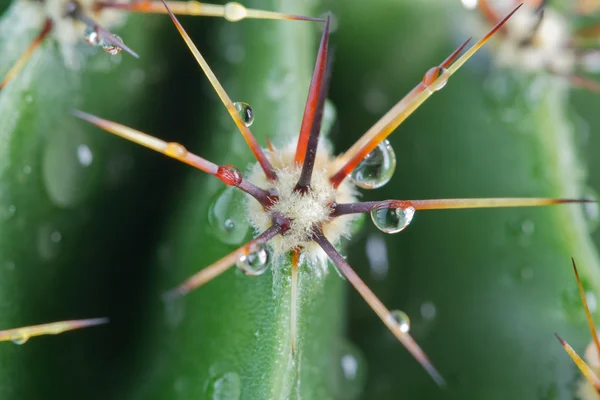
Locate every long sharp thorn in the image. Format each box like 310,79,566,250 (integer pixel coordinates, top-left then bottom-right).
72,110,219,174
0,318,109,342
71,10,139,58
329,4,521,189
73,110,274,205
164,224,281,299
291,248,300,356
556,333,600,392
98,0,324,22
332,197,593,216
295,15,331,166
160,0,277,180
313,229,445,386
572,258,600,361
0,19,53,92
294,16,332,191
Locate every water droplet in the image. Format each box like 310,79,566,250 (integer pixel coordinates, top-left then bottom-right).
423,67,449,92
22,165,31,175
101,35,123,55
208,187,250,245
582,188,599,233
83,26,101,46
520,219,535,235
11,331,29,345
420,301,437,321
224,2,247,22
77,144,93,167
331,340,366,400
206,372,241,400
43,122,94,208
365,234,389,280
349,139,396,189
5,261,15,271
236,244,270,276
461,0,478,10
388,310,410,333
233,102,254,127
3,204,16,221
37,225,61,261
370,206,415,234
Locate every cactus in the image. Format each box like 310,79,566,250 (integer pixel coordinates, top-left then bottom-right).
2,0,600,399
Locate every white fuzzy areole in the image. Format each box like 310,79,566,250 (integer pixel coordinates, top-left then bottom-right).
492,3,575,74
246,140,358,268
25,0,127,69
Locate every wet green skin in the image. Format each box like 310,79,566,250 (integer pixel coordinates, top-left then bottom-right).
4,0,600,399
0,6,186,399
331,1,600,399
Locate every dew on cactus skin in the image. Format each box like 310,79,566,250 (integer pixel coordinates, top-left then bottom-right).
3,204,16,221
77,145,93,167
236,244,270,276
205,372,241,400
388,310,411,333
37,225,61,261
370,206,415,234
349,139,396,189
365,234,389,280
233,102,254,127
10,331,29,345
331,340,366,400
208,186,250,245
420,301,437,321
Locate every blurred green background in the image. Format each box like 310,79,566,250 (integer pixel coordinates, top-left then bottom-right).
1,0,600,399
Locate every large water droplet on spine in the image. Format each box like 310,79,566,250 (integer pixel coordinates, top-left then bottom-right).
224,2,247,22
11,331,29,345
236,244,270,276
349,139,396,189
389,310,411,333
208,187,250,245
370,206,415,234
233,102,254,127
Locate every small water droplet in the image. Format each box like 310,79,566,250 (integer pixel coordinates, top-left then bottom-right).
236,244,270,276
331,340,366,400
11,331,29,345
22,165,31,175
43,122,95,208
83,26,101,46
388,310,410,333
420,301,437,321
50,231,62,243
77,144,93,167
4,204,16,221
582,188,599,233
370,206,415,234
461,0,478,10
521,219,535,235
208,187,250,245
101,35,123,55
5,261,15,271
365,234,389,280
37,225,61,261
349,139,396,189
224,2,247,21
23,93,33,104
206,372,241,400
233,102,254,127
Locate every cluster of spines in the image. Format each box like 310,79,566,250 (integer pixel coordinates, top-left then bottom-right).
1,0,598,391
